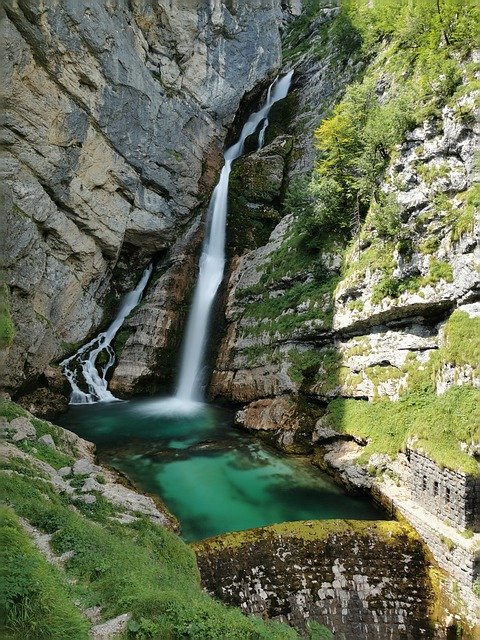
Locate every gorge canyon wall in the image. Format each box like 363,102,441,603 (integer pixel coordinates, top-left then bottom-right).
1,0,296,395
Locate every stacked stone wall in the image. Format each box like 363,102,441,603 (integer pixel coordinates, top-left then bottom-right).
408,450,480,532
194,521,434,640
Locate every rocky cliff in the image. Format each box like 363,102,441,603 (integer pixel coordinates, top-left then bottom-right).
209,1,480,629
211,1,479,473
1,0,298,396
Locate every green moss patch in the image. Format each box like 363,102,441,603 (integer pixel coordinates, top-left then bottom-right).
193,518,418,553
323,385,479,473
0,284,14,349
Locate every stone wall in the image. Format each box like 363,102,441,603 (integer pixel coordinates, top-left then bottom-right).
193,520,435,640
409,450,480,532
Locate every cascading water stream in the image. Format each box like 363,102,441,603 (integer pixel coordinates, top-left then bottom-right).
61,264,152,404
175,70,294,403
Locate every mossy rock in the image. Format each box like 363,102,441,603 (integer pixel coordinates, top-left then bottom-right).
264,91,298,145
230,154,285,203
193,519,434,638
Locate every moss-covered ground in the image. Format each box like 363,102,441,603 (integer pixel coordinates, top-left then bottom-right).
0,284,14,349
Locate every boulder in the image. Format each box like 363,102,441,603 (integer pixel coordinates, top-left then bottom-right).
10,417,36,442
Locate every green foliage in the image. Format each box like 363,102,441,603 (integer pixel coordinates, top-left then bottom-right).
306,620,335,640
0,284,14,349
451,184,479,242
324,385,479,473
424,259,453,285
1,460,299,639
288,350,326,385
439,310,480,369
371,258,453,303
0,400,28,421
0,506,89,640
473,578,480,598
283,0,478,249
16,439,73,471
283,0,362,64
368,194,403,240
242,277,338,338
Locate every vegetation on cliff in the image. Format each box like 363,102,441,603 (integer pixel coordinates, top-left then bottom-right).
230,0,479,476
297,0,477,244
0,285,14,349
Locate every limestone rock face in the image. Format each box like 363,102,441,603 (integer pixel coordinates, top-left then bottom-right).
1,0,289,393
211,69,480,422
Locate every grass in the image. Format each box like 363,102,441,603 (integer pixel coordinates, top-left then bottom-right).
0,405,300,640
436,310,480,370
16,440,74,471
451,184,479,242
0,506,90,640
307,309,480,471
241,274,339,339
371,258,454,304
323,385,479,473
0,284,14,349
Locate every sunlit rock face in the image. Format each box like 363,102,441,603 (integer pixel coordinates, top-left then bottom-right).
211,56,479,420
2,0,291,393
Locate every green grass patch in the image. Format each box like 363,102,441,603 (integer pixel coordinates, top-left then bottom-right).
451,184,479,242
323,385,479,473
16,440,73,471
0,506,90,640
1,457,299,639
0,400,28,421
0,284,14,349
371,258,453,303
437,310,480,370
288,349,327,385
241,276,339,339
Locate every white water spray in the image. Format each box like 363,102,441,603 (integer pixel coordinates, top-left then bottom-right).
175,70,294,403
61,264,152,404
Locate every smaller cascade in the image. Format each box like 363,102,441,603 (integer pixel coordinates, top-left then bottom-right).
61,264,152,404
257,82,273,149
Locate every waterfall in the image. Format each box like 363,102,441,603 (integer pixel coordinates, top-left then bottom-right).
61,264,152,404
175,70,294,403
257,82,273,150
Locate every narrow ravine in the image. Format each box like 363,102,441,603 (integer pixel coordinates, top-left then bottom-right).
58,72,385,542
176,71,294,403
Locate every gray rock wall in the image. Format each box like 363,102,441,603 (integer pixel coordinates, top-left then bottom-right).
1,0,289,393
193,520,435,640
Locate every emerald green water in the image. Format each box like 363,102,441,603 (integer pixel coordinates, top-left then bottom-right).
61,398,384,541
